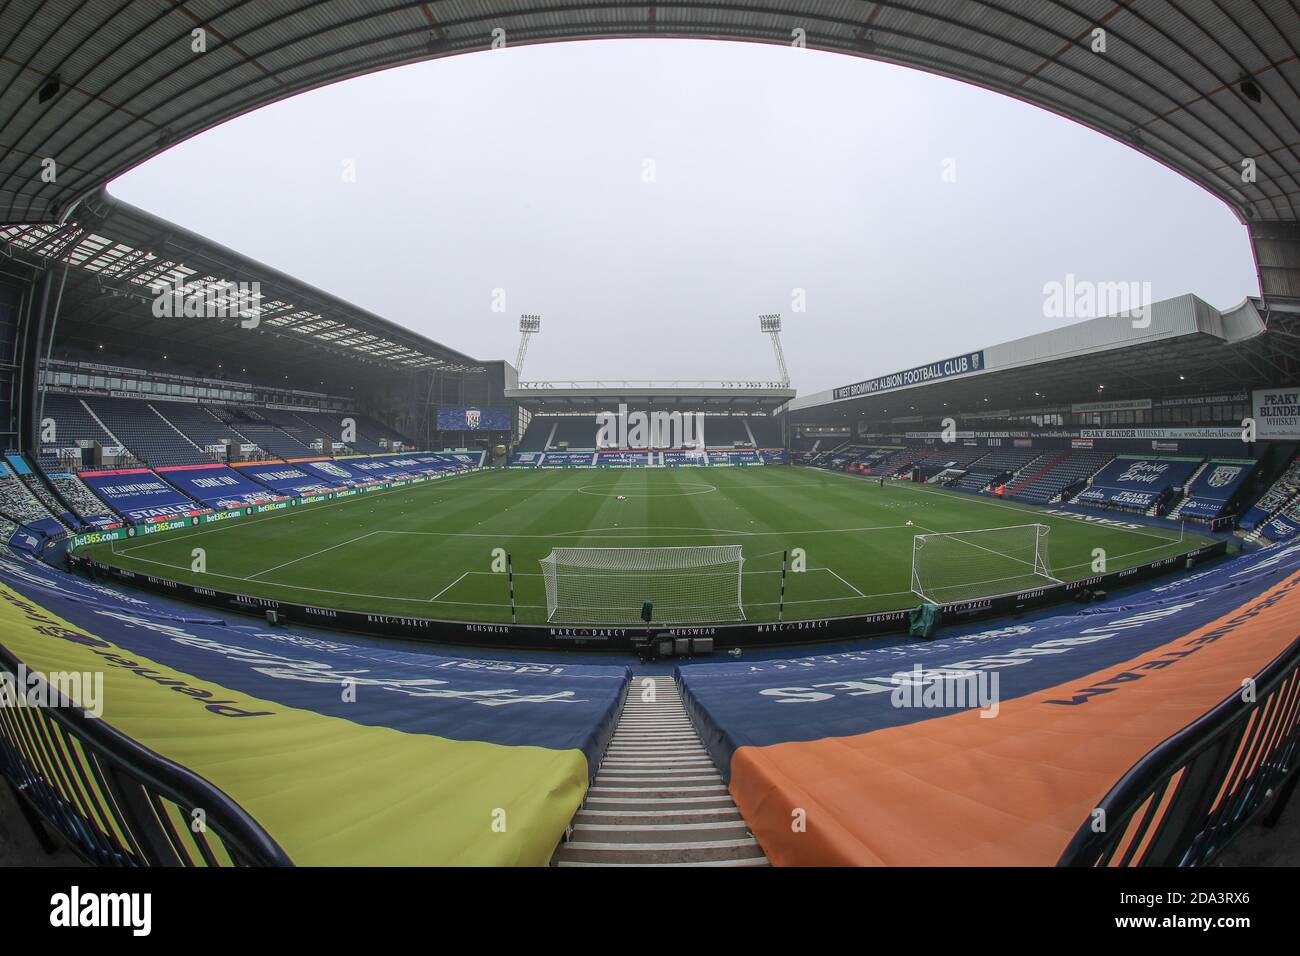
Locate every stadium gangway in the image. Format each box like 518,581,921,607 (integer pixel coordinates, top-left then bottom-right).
1058,635,1300,867
0,642,291,867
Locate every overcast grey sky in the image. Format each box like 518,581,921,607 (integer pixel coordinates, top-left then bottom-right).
110,39,1257,396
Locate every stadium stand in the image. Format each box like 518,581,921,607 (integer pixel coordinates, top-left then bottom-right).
0,464,68,538
922,448,974,475
876,447,944,478
826,444,867,468
677,541,1300,866
662,449,709,466
1006,449,1114,504
596,450,652,467
247,407,328,453
1254,488,1300,544
747,417,782,446
151,401,254,456
41,468,122,529
294,458,374,487
1241,457,1300,533
518,414,780,456
79,468,208,523
544,417,597,450
85,396,211,466
843,446,896,469
432,452,484,469
16,469,77,531
1072,456,1203,515
231,461,338,496
289,409,408,453
8,4,1300,873
1260,502,1300,543
155,463,286,509
34,392,415,470
339,453,466,480
66,451,469,524
516,425,549,452
0,544,631,866
812,439,852,465
359,414,414,450
0,624,291,866
16,470,76,530
219,409,313,460
280,410,350,450
541,451,596,468
703,417,752,446
1170,460,1256,522
38,392,119,455
950,447,1044,493
707,449,761,466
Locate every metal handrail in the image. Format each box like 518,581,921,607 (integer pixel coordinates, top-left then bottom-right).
1058,634,1300,866
0,642,291,866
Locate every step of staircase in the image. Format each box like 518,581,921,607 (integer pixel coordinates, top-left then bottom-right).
552,676,768,867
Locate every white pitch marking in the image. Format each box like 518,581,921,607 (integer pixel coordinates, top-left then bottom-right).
824,567,866,598
247,530,380,580
429,570,470,603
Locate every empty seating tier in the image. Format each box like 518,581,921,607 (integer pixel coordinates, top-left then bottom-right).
84,396,210,467
951,448,1044,493
1007,450,1114,503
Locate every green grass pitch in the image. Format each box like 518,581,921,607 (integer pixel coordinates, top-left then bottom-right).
81,466,1213,625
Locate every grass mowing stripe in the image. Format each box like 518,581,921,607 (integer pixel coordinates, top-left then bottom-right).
81,466,1214,626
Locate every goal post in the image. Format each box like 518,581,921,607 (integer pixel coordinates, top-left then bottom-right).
910,524,1059,604
539,545,745,624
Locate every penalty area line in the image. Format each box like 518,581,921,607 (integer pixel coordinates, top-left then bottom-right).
429,570,470,603
246,530,380,580
824,567,867,598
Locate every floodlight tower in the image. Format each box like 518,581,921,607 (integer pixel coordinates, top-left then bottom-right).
515,314,541,380
759,314,790,387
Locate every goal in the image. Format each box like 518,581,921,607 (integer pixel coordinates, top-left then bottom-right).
910,524,1059,604
539,546,745,625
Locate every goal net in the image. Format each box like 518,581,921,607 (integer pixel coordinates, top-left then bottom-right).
911,524,1059,604
539,546,745,625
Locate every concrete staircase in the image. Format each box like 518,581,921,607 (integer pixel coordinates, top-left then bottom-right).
1165,459,1211,519
552,676,768,867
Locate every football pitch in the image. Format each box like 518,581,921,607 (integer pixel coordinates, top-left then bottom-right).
81,466,1214,625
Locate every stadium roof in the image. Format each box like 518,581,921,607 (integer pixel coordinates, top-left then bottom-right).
508,381,795,412
786,293,1300,424
1,1,1298,295
0,189,483,376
